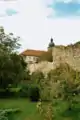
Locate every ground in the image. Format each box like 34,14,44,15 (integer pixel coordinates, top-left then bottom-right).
0,98,80,120
0,98,43,120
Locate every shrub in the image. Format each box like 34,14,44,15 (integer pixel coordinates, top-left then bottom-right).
31,71,44,84
0,89,16,98
0,108,21,120
28,84,40,102
40,63,80,101
19,84,29,98
0,87,27,98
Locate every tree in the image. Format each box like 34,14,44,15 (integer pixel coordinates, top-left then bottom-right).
0,26,20,53
0,26,29,89
39,63,80,101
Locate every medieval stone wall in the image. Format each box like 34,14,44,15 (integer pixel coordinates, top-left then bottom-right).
52,45,80,71
28,44,80,73
28,61,56,74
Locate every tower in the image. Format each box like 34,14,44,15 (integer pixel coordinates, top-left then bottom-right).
48,38,55,51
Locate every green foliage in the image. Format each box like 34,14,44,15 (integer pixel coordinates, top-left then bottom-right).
18,84,30,98
38,63,80,120
0,26,21,53
0,108,21,120
0,53,28,89
31,71,44,84
73,41,80,48
0,88,21,98
0,99,43,120
28,84,40,101
30,71,45,101
39,63,80,101
47,63,80,99
0,27,29,90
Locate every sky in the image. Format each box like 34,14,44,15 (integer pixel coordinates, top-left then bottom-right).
0,0,80,52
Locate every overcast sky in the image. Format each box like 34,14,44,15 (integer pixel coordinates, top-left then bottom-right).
0,0,80,52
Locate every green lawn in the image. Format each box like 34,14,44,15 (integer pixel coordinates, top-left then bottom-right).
0,98,43,120
0,99,80,120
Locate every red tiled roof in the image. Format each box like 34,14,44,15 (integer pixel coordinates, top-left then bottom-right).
20,49,47,57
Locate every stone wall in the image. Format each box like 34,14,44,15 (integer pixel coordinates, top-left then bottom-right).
28,44,80,73
28,61,56,74
52,45,80,71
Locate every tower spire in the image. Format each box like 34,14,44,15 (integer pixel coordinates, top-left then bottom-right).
48,37,55,48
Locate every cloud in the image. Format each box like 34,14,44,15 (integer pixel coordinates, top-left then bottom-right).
56,0,80,3
47,0,80,18
0,8,18,17
6,9,18,16
0,1,18,17
1,0,80,52
0,0,49,51
56,0,73,3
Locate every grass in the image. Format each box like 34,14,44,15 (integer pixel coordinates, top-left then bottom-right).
52,99,80,120
0,98,80,120
0,98,43,120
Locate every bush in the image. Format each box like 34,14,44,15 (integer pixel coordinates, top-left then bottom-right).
0,108,21,120
28,84,40,102
31,71,44,84
0,84,40,99
39,63,80,101
19,84,29,98
0,85,28,98
0,89,16,98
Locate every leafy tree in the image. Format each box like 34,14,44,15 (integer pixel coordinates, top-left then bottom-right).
47,63,80,99
39,63,80,120
39,63,80,101
0,26,29,89
0,26,20,53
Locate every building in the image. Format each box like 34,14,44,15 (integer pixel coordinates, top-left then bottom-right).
20,38,55,64
20,49,47,64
